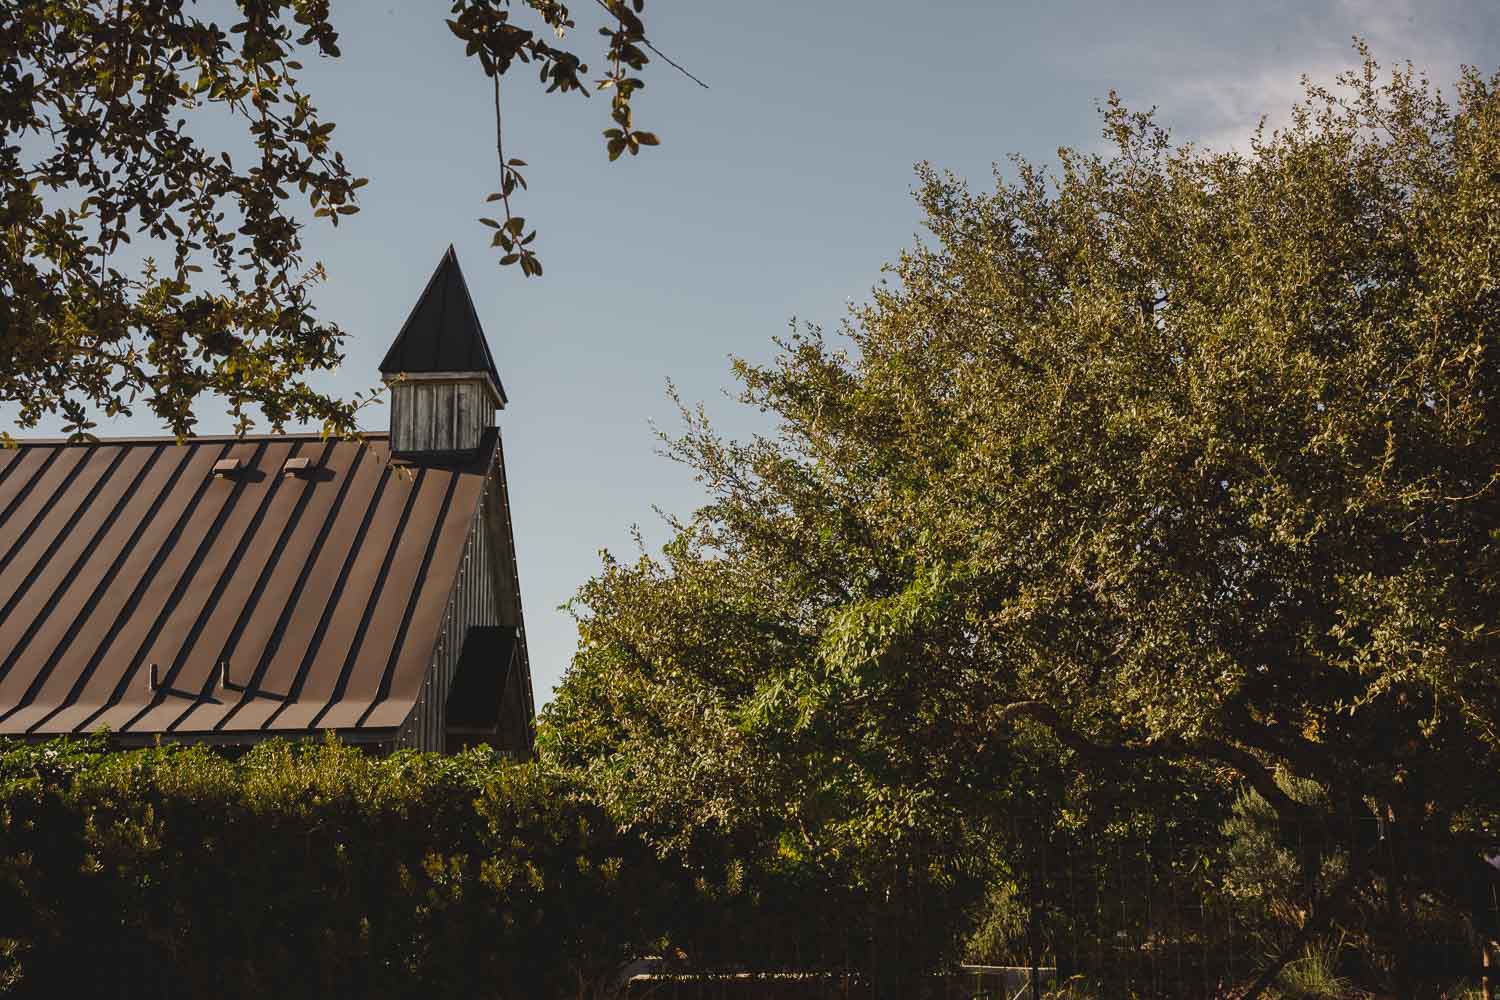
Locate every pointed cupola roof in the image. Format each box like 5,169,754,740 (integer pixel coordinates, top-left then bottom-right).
379,246,507,406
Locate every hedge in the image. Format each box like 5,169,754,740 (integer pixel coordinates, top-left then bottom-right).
0,737,722,999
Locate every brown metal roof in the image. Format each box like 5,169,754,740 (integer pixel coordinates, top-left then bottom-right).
0,431,495,741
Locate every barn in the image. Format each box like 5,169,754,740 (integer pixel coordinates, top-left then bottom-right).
0,247,534,754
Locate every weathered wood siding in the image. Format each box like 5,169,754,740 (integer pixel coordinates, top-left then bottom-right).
389,379,491,455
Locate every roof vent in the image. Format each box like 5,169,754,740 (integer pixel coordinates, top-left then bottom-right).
212,458,241,478
282,456,312,476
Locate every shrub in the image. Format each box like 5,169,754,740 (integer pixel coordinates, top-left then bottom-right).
0,737,684,999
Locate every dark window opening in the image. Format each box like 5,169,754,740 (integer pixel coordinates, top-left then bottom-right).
444,625,516,752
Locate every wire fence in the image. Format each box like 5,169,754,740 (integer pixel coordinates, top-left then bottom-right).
982,809,1500,998
622,967,1054,1000
625,808,1500,999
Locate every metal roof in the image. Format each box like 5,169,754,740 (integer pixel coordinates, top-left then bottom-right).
378,246,507,404
0,431,496,741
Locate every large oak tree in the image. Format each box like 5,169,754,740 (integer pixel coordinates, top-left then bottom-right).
546,50,1500,993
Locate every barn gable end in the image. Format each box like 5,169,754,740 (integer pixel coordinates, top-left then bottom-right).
0,248,534,753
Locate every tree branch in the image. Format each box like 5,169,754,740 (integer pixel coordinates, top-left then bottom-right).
995,700,1314,822
590,0,708,89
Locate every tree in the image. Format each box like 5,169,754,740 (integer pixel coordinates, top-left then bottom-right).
547,48,1500,992
1,0,675,439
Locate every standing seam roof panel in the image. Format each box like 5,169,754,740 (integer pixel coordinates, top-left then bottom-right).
315,467,452,730
0,444,167,728
116,440,303,734
270,454,406,732
163,439,352,734
204,441,385,733
30,442,234,734
361,467,483,730
6,444,201,734
0,446,140,696
0,447,100,615
0,434,499,740
0,448,69,569
0,445,32,498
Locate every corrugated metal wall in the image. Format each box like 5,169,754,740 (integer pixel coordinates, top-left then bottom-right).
485,433,535,748
394,433,532,754
397,488,496,752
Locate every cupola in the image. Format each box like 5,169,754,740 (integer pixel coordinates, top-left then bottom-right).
379,246,507,457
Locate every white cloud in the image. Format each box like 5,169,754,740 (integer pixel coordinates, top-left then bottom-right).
1084,0,1493,155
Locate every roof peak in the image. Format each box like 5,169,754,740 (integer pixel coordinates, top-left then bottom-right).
378,247,507,405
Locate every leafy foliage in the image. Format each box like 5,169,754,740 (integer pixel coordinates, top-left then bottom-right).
549,46,1500,993
0,736,942,999
1,1,671,438
0,738,674,998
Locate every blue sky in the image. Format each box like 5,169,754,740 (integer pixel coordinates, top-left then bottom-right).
6,0,1498,702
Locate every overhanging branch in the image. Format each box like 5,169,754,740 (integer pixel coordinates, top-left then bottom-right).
995,700,1313,822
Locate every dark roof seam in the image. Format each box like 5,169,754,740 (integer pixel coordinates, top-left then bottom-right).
70,442,237,733
161,439,336,732
211,440,366,729
0,446,76,579
0,447,29,492
0,447,127,683
0,447,58,527
0,444,167,723
306,467,428,730
25,444,196,733
355,470,460,728
108,440,273,733
255,446,384,729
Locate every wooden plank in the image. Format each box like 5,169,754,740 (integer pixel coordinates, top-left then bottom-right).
416,382,434,451
456,382,471,451
390,385,407,452
449,383,461,449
